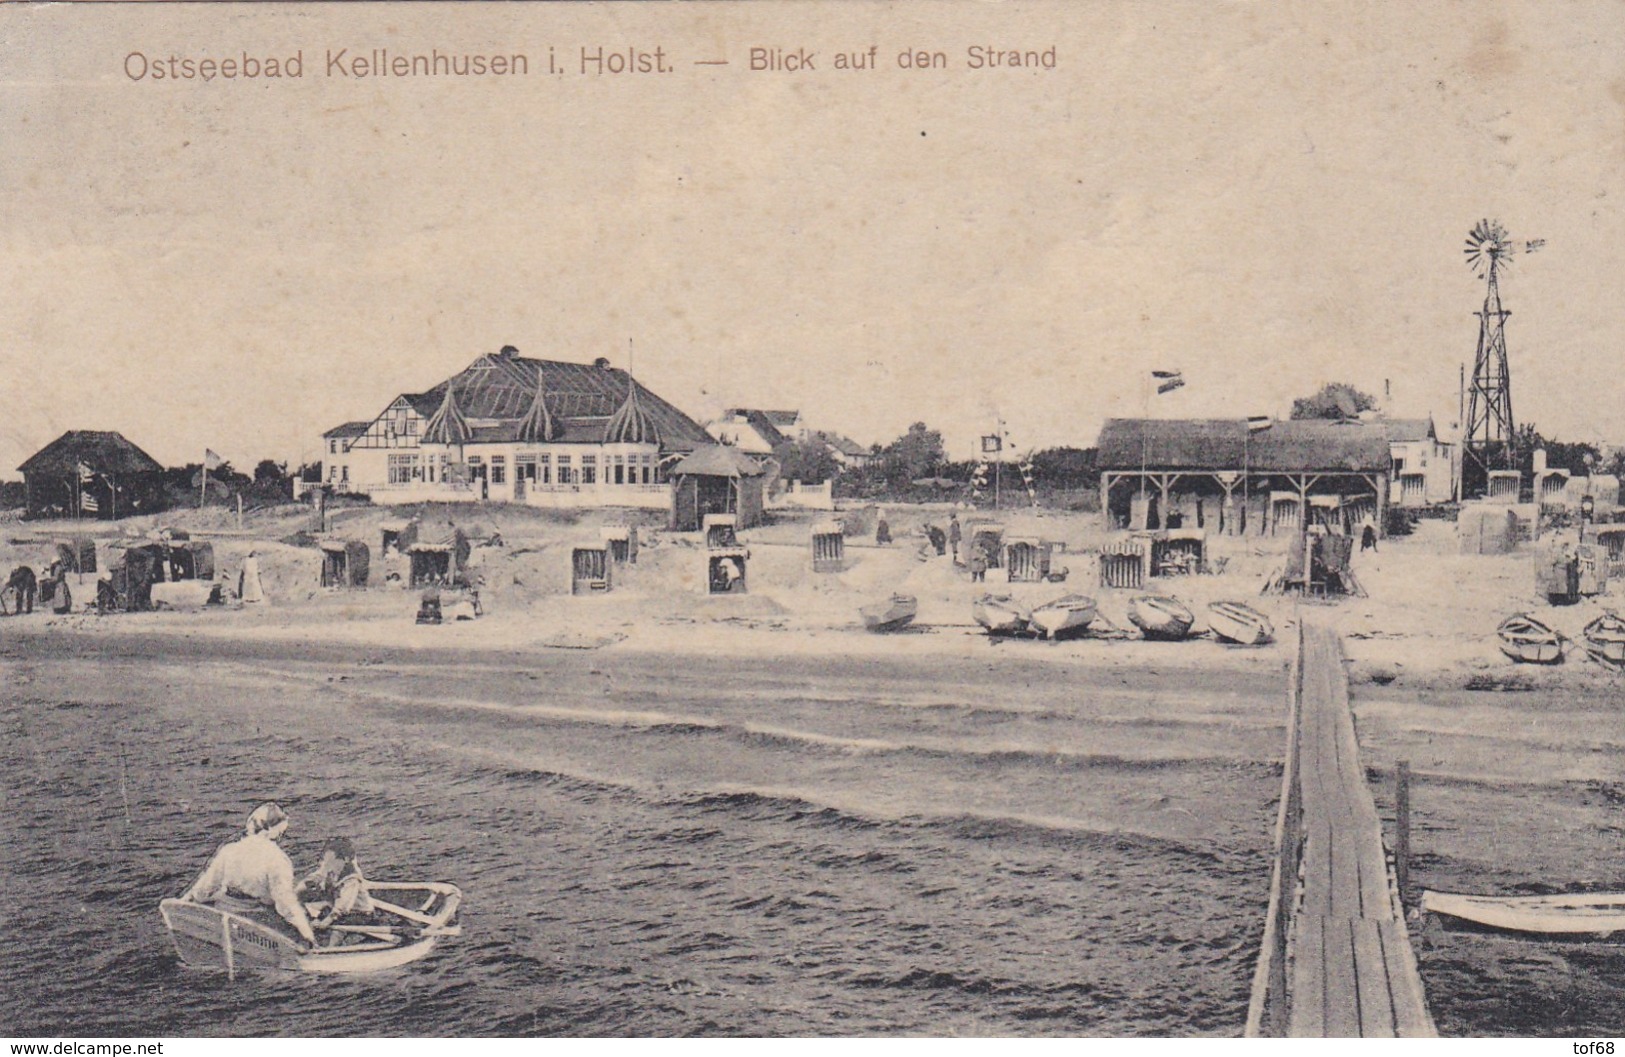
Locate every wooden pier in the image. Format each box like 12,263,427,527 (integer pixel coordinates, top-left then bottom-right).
1246,617,1435,1037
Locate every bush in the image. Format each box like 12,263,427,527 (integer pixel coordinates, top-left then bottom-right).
1384,507,1420,537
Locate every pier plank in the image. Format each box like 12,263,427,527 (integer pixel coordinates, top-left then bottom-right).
1266,620,1434,1038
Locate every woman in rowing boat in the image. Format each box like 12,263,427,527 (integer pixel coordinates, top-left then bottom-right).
297,836,375,929
184,802,317,946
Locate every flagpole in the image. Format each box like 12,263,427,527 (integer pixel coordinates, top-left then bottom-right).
994,415,1002,511
200,463,207,509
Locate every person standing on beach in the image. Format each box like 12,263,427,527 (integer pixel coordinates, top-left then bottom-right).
876,511,892,546
948,515,961,560
6,565,36,614
239,549,266,605
970,548,988,583
185,802,317,946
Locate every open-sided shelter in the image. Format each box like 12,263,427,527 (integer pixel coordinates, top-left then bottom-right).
18,431,165,520
1096,418,1392,537
669,447,767,532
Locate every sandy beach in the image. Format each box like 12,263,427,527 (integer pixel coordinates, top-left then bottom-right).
5,502,1624,1035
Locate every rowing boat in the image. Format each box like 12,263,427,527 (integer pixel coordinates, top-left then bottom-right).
1497,613,1566,664
1206,601,1274,646
1582,612,1625,669
860,593,918,633
1029,594,1096,640
1421,889,1625,937
1126,595,1195,641
972,593,1031,636
160,881,462,975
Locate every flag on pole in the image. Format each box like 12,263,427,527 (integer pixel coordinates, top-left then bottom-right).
980,435,1003,454
1247,415,1272,432
76,461,94,481
204,449,224,471
80,491,99,513
1153,370,1185,395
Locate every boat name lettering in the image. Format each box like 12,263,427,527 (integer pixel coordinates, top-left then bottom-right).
229,922,281,950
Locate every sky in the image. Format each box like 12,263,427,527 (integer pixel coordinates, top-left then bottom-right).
2,1,1623,473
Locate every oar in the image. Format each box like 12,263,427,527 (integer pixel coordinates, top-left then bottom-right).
368,896,438,927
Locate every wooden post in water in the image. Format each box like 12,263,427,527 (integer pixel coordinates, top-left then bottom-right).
1395,759,1412,904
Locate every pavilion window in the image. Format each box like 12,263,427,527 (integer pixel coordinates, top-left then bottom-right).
558,456,573,485
539,454,552,485
517,455,537,482
581,455,597,486
491,455,507,485
613,456,625,485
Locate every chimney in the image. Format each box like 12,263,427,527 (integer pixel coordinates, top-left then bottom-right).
498,345,519,359
594,356,612,370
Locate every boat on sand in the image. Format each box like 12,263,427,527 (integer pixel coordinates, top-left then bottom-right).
1029,594,1096,640
160,881,462,975
1496,613,1566,664
1421,889,1625,937
1582,612,1625,669
860,593,918,633
972,594,1031,636
1205,601,1274,646
1126,595,1195,641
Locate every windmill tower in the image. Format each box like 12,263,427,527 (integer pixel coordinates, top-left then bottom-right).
1461,218,1542,494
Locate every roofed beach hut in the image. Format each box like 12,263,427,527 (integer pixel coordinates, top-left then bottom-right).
18,430,166,520
319,539,370,588
669,446,767,532
408,522,471,587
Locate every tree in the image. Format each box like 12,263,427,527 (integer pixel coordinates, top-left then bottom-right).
879,422,946,488
1514,424,1601,478
1290,383,1379,420
771,438,840,484
254,459,290,487
1029,447,1098,489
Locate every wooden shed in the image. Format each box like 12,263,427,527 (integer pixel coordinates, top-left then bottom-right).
669,446,767,532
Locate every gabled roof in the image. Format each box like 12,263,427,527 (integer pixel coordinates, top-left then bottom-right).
715,409,789,448
1096,418,1392,473
671,445,768,478
812,430,869,457
322,421,371,440
404,348,711,452
1379,417,1437,443
18,430,164,476
761,410,801,428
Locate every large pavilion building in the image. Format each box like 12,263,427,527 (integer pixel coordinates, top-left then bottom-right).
1096,418,1394,536
320,346,715,509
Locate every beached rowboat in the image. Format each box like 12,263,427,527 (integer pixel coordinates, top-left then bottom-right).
160,881,462,975
1126,595,1195,641
1029,594,1096,640
1206,601,1274,646
860,593,918,633
1497,613,1566,664
1582,612,1625,669
972,594,1031,636
1421,889,1625,937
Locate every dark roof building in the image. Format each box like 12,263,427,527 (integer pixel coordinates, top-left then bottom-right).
1094,418,1393,536
18,430,166,520
318,345,715,510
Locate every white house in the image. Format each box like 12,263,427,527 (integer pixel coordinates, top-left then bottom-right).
704,409,804,454
1383,417,1458,507
319,346,714,509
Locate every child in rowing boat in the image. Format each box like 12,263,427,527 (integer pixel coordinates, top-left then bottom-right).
297,836,376,929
